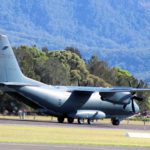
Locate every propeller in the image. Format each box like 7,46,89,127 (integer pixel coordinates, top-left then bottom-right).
129,81,143,101
128,81,143,113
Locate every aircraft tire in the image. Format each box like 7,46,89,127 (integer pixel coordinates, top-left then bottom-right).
67,117,74,123
78,118,84,124
111,119,120,126
87,119,94,124
58,117,64,123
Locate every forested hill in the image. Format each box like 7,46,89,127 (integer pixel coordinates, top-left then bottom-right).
0,0,150,82
0,46,150,113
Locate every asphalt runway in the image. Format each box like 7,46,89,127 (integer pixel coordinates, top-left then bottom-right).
0,143,150,150
0,118,149,131
0,119,150,150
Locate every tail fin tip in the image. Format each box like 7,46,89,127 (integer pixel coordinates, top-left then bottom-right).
0,35,24,83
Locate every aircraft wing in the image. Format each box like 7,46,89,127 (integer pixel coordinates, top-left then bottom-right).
66,86,150,93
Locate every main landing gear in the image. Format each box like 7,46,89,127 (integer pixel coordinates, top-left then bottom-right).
78,118,94,124
57,117,94,124
67,117,74,123
58,117,120,126
111,118,120,126
57,117,64,123
77,118,84,124
87,119,94,124
57,117,74,123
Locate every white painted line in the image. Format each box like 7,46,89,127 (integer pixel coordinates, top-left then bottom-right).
126,132,150,138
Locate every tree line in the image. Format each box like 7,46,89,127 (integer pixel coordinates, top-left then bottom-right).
0,45,150,114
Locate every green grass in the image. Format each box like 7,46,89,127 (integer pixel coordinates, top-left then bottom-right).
0,125,150,147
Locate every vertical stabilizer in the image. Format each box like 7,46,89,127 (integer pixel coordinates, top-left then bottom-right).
0,35,23,82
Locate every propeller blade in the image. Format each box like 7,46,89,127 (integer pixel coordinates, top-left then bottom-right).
137,82,141,88
78,80,80,86
132,91,136,95
123,104,127,110
131,99,135,113
128,81,132,87
132,96,143,101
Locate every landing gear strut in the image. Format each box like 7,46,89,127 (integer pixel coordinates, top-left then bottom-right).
67,117,74,123
87,119,94,124
78,118,84,124
58,117,64,123
111,118,120,126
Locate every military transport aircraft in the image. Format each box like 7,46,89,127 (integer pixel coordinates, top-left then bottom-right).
0,35,150,125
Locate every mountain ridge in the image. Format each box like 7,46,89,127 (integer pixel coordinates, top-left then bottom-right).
0,0,150,82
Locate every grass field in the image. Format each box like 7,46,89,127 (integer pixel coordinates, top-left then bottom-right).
0,125,150,147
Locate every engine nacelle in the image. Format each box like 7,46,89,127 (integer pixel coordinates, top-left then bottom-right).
68,110,106,119
100,92,131,105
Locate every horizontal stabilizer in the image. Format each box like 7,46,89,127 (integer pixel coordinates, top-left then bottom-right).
0,82,37,86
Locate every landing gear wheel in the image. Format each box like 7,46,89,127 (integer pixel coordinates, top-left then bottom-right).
111,119,120,126
78,118,84,124
67,117,74,124
58,117,64,123
87,119,94,124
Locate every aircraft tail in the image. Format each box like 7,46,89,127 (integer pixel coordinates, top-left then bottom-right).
0,35,24,83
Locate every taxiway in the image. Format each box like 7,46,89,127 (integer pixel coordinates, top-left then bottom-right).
0,118,149,131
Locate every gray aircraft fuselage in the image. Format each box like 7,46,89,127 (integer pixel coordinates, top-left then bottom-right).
8,79,137,119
